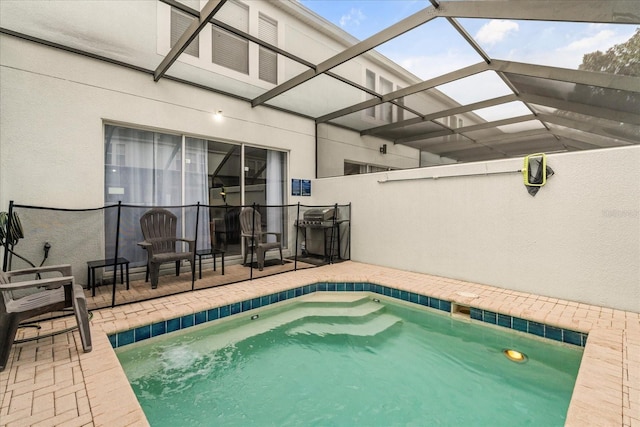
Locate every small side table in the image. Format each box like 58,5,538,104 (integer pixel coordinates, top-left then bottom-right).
195,249,225,279
87,257,130,297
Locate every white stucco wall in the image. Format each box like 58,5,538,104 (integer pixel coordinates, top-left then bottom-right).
310,146,640,312
317,124,421,177
0,35,316,209
0,34,316,277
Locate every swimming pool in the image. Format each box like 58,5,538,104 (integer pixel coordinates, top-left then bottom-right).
116,292,583,426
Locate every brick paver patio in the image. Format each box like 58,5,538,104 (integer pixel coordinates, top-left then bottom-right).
1,261,638,426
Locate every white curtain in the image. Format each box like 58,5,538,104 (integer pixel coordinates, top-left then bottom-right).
266,150,284,243
104,125,183,266
185,138,210,251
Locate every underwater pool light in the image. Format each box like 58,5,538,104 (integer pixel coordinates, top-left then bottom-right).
503,349,528,363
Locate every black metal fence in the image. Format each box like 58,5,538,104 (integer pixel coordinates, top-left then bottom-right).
1,201,350,309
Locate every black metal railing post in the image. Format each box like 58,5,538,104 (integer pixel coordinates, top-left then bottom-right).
2,200,14,272
111,201,122,307
347,202,352,260
294,202,300,271
249,203,256,280
329,203,338,264
192,202,199,291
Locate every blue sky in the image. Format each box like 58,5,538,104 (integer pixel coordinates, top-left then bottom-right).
299,0,637,112
299,1,637,74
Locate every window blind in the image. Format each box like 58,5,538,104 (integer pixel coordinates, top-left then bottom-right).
212,29,249,74
259,14,277,84
212,0,249,74
171,8,199,57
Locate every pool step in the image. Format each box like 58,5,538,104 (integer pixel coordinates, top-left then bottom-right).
120,298,391,379
245,300,385,333
286,313,402,337
297,292,372,307
300,301,384,318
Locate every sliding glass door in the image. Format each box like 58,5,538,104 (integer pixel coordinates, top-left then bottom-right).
104,124,287,265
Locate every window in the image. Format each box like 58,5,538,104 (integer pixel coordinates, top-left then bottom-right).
258,14,277,84
380,77,393,123
171,8,199,57
365,70,376,118
344,161,392,175
344,161,366,175
212,0,249,74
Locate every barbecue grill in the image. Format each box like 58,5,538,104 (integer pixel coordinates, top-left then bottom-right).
297,207,335,227
296,208,339,258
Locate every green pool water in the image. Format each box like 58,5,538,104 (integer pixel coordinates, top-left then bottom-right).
116,293,583,426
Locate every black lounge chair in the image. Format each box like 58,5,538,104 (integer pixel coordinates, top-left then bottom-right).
0,264,92,371
139,208,195,289
240,207,283,270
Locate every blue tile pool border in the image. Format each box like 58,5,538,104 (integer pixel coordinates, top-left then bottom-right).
108,282,587,349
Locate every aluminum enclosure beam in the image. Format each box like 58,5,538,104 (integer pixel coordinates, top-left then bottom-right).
490,60,640,92
317,62,488,124
396,114,537,144
159,0,423,115
161,0,423,118
537,113,639,145
446,17,491,64
549,127,632,148
518,93,640,126
0,27,322,125
474,129,553,145
434,1,640,23
161,0,318,70
154,0,226,81
251,5,440,107
252,1,638,108
362,94,518,136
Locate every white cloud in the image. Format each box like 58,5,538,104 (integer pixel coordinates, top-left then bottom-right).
533,29,632,69
397,54,518,110
475,20,519,46
436,71,513,105
559,30,616,52
398,51,480,81
339,8,366,28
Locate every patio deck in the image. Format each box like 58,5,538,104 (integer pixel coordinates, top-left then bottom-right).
1,261,638,426
86,257,316,310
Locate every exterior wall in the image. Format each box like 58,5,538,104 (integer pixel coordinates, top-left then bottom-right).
0,34,316,275
0,35,315,209
317,124,421,177
310,146,640,312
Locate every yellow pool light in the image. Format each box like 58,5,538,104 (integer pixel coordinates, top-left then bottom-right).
503,349,528,363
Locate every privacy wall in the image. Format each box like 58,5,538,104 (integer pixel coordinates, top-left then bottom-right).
311,146,640,312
